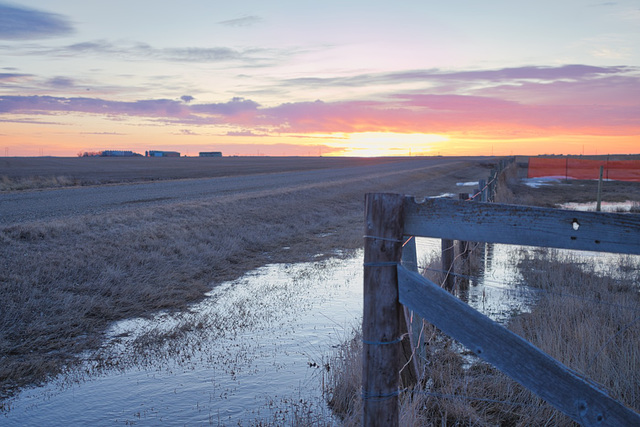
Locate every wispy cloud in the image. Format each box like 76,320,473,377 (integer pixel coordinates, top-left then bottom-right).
0,72,32,82
218,15,262,27
6,39,280,66
0,3,74,40
175,129,198,135
0,117,65,125
191,97,260,115
280,65,632,90
0,95,260,122
1,65,638,139
80,131,127,135
46,76,75,88
226,130,268,137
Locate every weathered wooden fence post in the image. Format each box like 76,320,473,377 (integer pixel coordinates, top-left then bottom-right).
441,238,455,292
487,170,496,202
457,193,470,295
363,193,405,426
457,193,470,261
478,179,487,202
596,165,604,212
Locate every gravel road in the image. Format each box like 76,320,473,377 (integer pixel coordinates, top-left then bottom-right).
0,157,467,225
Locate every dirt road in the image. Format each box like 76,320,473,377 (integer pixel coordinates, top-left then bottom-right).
0,157,475,225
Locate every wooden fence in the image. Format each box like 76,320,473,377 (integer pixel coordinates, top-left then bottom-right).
362,193,640,426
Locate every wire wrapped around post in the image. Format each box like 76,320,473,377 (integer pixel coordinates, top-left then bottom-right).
363,193,405,427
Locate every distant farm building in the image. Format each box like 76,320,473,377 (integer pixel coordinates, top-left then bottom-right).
199,152,222,157
146,150,181,157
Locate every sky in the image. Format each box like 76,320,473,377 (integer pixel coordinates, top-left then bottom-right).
0,1,639,157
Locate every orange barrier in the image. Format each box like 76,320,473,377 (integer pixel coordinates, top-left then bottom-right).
528,157,640,182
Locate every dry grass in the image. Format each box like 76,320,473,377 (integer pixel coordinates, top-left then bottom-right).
0,158,490,403
325,162,640,425
513,250,640,410
497,159,640,207
326,328,363,425
0,156,447,191
326,250,640,426
0,175,80,191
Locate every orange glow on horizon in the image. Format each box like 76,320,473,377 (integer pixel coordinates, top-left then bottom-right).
1,122,638,158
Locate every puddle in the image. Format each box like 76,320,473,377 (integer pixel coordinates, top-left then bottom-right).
5,237,616,425
430,193,456,199
558,200,640,213
2,256,363,426
415,239,537,323
522,177,563,187
456,181,479,187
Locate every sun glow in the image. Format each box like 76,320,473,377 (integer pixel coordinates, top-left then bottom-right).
320,132,450,157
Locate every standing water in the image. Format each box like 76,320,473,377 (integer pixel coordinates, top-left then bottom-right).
2,241,534,425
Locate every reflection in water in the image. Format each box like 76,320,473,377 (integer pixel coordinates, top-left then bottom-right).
2,255,364,426
414,238,537,323
3,241,542,425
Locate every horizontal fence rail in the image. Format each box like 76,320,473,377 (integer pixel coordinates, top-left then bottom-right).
397,265,640,426
403,197,640,255
363,188,640,426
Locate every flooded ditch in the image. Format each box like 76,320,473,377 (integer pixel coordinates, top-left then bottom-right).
2,233,630,425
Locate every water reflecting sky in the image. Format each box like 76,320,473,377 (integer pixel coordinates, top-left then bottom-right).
3,241,540,425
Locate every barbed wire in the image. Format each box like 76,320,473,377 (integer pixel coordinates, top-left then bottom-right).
466,173,500,201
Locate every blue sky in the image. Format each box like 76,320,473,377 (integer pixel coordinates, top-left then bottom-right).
1,1,639,156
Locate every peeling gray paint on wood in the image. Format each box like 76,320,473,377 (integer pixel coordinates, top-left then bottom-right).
366,193,640,425
363,193,405,427
403,197,640,255
398,266,640,426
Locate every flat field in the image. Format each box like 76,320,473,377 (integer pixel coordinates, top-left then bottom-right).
0,155,495,402
1,156,427,187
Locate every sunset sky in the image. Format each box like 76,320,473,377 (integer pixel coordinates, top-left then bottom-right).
1,1,639,157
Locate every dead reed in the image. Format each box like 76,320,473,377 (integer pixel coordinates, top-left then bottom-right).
325,248,640,426
325,166,640,425
513,249,640,410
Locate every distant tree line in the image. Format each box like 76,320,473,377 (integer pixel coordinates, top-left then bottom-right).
77,150,143,157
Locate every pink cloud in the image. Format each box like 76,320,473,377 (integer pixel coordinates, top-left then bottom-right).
477,75,640,106
280,65,633,91
1,64,638,139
